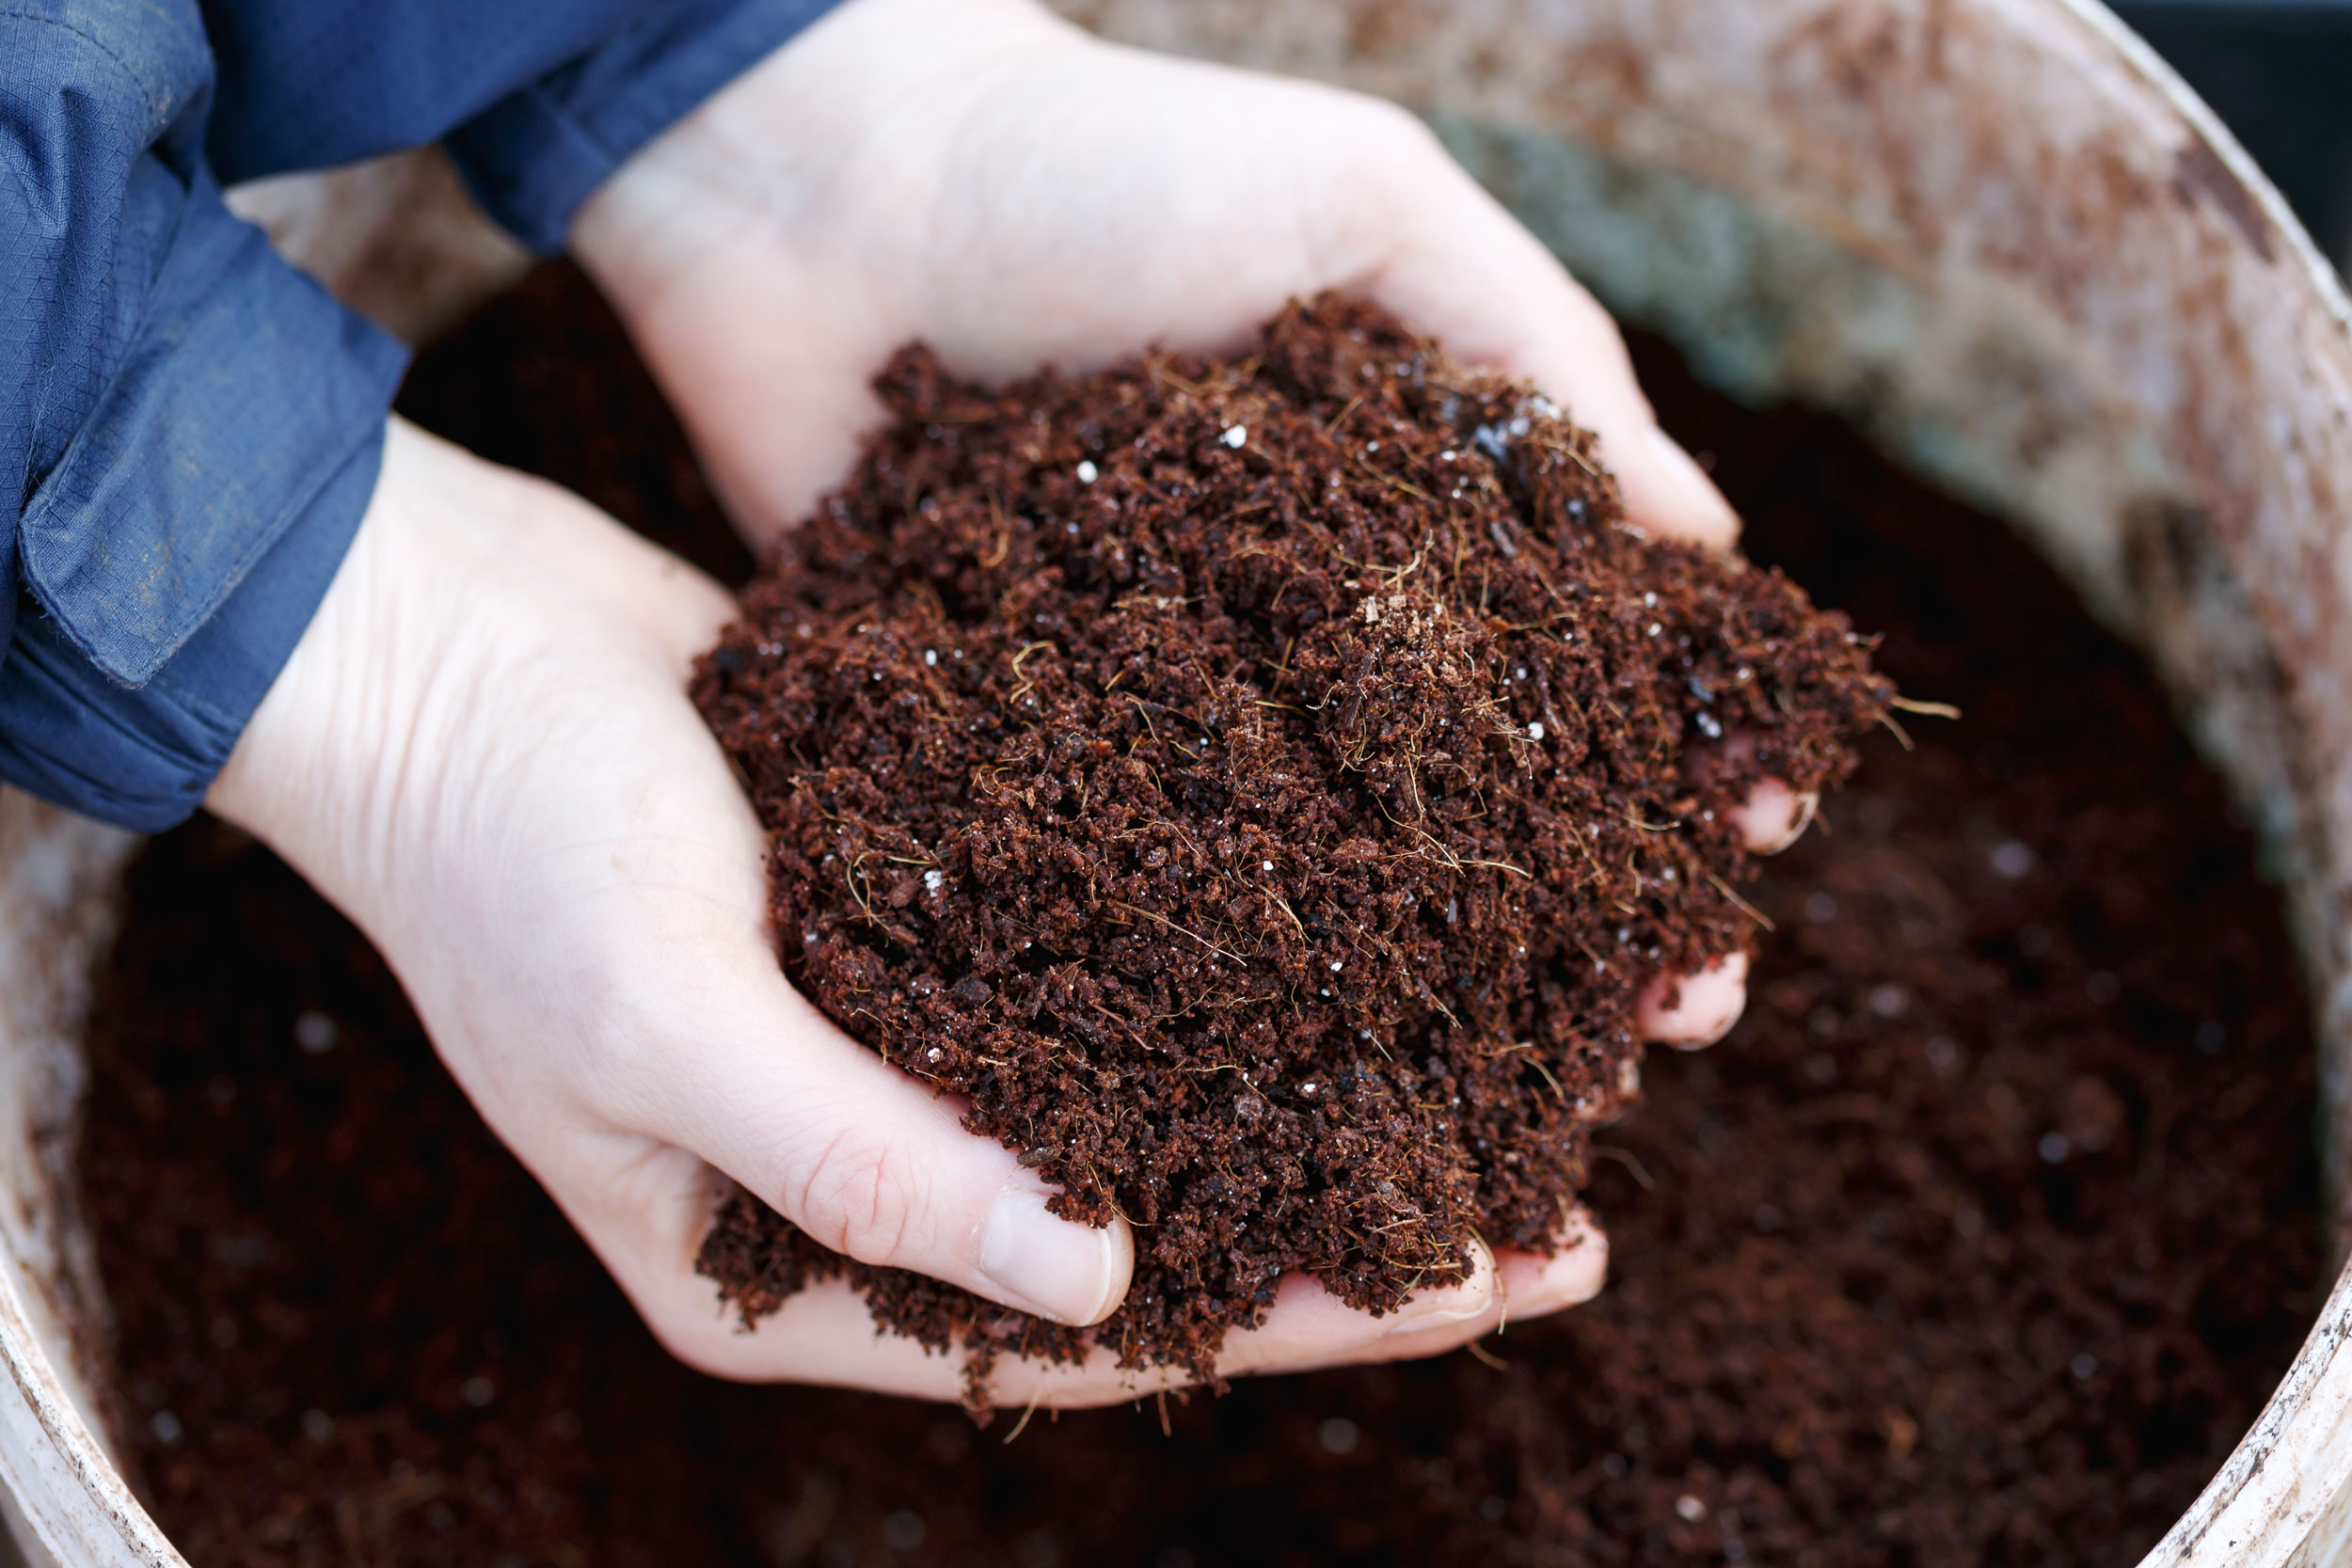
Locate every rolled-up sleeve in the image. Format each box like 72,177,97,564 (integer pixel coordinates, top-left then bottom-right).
2,0,838,831
205,0,844,252
0,2,407,830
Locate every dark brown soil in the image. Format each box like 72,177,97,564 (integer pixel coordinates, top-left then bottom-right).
690,296,1889,1383
74,263,2319,1567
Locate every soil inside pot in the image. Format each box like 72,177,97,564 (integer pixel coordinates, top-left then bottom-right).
76,264,2320,1568
690,295,1888,1386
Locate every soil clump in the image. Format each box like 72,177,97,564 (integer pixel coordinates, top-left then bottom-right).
72,264,2321,1567
690,296,1888,1382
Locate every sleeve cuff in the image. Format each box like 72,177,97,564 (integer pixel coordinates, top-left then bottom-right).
445,0,842,253
0,424,383,832
2,151,405,832
17,167,407,690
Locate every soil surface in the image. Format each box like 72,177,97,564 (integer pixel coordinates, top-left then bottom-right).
691,296,1887,1383
76,264,2320,1567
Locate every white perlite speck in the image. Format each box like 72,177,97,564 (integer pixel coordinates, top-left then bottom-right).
1075,460,1098,483
1527,721,1546,741
1221,425,1248,448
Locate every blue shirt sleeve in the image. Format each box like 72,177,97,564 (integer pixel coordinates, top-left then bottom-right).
1,0,838,832
0,0,406,831
204,0,844,252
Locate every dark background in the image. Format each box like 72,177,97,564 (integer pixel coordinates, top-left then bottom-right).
2111,0,2352,271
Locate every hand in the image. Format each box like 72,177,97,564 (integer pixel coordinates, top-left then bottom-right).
209,420,1149,1399
559,0,1810,1402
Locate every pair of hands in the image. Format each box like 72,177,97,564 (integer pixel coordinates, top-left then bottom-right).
209,0,1802,1406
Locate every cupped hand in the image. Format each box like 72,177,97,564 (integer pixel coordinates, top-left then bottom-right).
218,0,1822,1406
559,0,1810,1398
209,420,1689,1402
209,420,1149,1396
573,0,1744,558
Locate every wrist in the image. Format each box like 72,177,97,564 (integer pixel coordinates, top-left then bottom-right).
206,419,437,902
206,420,732,941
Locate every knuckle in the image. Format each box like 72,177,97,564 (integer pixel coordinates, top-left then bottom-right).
1331,100,1448,208
788,1127,922,1265
1340,91,1440,159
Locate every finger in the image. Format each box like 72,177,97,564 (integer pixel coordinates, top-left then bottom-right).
1637,950,1749,1049
601,962,1135,1330
632,1268,999,1398
618,1198,1607,1405
1728,775,1819,854
623,1232,1508,1404
981,1217,1609,1406
1211,1237,1504,1379
983,1214,1612,1405
988,1239,1510,1409
1336,112,1740,551
1491,1207,1613,1330
549,1142,1011,1398
1709,732,1819,853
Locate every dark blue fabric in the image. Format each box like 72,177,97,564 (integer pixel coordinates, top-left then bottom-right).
206,0,843,254
0,431,380,827
1,0,835,832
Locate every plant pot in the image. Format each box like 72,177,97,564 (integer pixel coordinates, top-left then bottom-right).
3,0,2348,1560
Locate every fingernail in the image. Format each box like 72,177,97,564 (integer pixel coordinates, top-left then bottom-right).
1382,1288,1492,1338
1770,791,1820,854
1643,426,1740,550
1755,787,1819,854
1645,953,1750,1050
1381,1243,1496,1337
1680,1002,1744,1050
1730,778,1818,854
979,1187,1118,1325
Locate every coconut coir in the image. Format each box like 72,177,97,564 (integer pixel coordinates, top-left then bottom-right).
690,296,1890,1382
75,264,2318,1566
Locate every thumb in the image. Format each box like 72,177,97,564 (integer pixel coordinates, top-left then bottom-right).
627,972,1136,1328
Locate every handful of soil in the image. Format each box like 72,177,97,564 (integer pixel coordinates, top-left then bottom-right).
691,296,1890,1388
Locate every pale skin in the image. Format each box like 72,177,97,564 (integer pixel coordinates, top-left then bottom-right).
207,0,1811,1408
